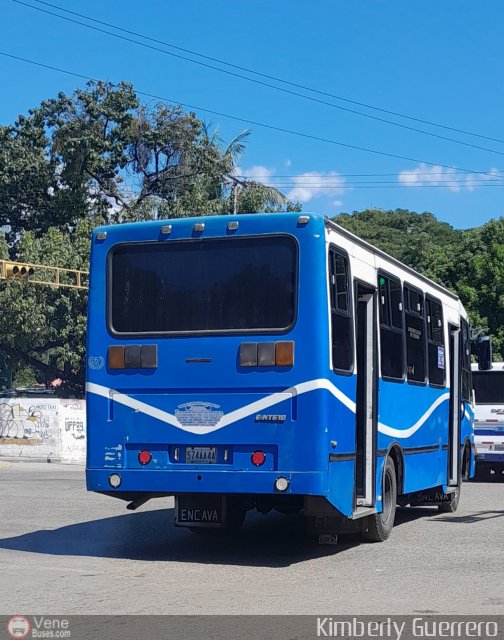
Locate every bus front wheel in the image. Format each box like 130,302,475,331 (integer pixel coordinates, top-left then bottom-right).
363,457,397,542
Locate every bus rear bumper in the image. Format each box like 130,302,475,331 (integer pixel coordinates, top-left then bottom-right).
86,468,329,496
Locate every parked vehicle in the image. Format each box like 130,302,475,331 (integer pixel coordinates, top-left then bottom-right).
472,337,504,479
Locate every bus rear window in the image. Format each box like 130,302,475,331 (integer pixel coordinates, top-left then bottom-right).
109,235,297,335
473,372,504,404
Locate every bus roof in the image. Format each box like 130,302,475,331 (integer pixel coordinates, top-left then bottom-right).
325,217,460,303
92,210,462,307
92,211,308,236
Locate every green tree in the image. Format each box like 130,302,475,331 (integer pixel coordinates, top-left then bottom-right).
0,219,93,394
334,208,504,359
0,81,297,393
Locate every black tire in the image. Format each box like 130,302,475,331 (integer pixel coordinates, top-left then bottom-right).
363,457,397,542
438,484,460,513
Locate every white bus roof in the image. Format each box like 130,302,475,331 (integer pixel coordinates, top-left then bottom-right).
325,217,463,308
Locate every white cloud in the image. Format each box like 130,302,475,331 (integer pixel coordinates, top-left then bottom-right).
236,166,347,206
234,165,274,185
398,164,461,192
287,171,346,204
466,167,502,192
398,164,502,193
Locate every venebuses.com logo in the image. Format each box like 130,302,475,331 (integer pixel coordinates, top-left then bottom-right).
6,617,71,639
7,617,30,639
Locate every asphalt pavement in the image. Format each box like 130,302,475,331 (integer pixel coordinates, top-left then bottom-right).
0,462,502,615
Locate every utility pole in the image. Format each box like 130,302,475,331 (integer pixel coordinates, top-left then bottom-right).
232,181,239,215
226,175,251,215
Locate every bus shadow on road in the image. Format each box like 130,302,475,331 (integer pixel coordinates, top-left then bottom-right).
0,508,362,566
396,502,504,525
0,503,476,566
430,510,504,524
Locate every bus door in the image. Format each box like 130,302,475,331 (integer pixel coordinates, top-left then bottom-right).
448,323,461,486
355,282,377,508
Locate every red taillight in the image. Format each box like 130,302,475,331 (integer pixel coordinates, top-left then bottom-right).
251,450,266,466
138,450,152,465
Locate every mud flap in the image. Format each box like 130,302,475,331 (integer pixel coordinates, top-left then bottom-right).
410,486,457,507
175,494,226,528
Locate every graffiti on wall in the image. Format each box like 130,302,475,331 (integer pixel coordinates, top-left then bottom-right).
0,402,55,440
0,397,86,462
60,399,87,462
64,417,85,440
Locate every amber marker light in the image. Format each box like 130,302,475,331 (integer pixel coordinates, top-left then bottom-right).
275,341,295,366
108,345,125,369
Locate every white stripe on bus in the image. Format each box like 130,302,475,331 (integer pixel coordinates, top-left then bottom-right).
86,380,453,438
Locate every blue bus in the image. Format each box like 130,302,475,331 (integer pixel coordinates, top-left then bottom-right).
86,212,474,542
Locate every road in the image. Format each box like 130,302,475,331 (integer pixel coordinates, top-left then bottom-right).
0,462,502,615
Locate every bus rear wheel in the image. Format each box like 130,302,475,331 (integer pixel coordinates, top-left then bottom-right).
363,457,397,542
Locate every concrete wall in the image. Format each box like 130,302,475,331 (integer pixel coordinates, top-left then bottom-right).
0,397,86,463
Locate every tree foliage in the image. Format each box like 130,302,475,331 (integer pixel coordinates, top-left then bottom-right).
4,81,504,392
334,209,504,357
0,81,299,392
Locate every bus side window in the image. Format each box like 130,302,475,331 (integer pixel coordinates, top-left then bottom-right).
460,318,472,402
404,285,427,384
378,273,405,381
329,247,353,373
426,296,446,387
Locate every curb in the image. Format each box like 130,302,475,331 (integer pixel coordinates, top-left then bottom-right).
0,456,61,464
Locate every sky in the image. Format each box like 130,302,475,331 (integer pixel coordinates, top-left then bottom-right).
1,0,504,229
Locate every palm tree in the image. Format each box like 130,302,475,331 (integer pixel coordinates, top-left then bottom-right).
218,129,288,214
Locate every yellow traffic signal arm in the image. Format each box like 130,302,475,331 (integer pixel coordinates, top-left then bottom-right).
0,259,88,290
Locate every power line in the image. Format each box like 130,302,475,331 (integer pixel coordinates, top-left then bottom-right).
244,178,504,184
248,184,504,189
237,171,504,178
0,178,501,198
3,185,504,215
23,0,504,147
4,179,503,195
10,0,504,159
0,51,500,180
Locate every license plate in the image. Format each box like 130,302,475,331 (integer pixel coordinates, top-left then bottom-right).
185,446,217,464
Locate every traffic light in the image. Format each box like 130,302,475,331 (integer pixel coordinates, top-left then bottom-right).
3,262,34,279
0,259,87,289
